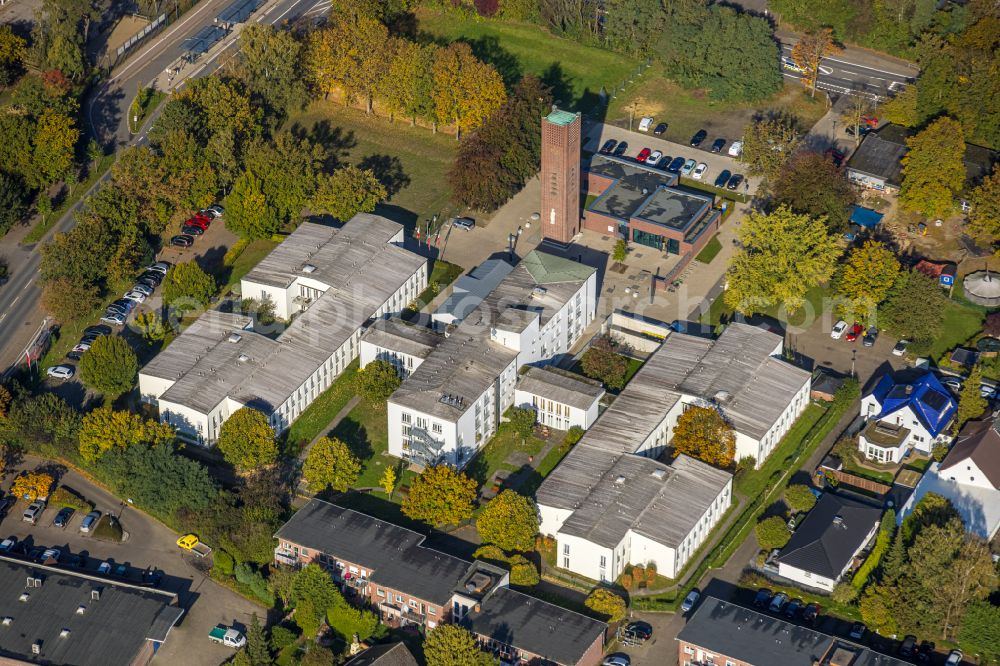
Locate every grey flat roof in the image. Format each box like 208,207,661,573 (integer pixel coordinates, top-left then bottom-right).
633,186,712,232
0,554,182,666
482,253,594,335
516,366,605,411
586,154,678,222
141,311,253,382
150,215,425,415
434,259,514,324
558,452,731,549
678,597,910,666
361,319,443,360
462,587,606,665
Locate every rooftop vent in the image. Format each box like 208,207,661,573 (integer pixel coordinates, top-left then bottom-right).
1,617,11,626
439,393,466,409
714,390,732,404
614,475,626,486
18,593,28,602
238,353,250,363
651,469,667,480
76,605,86,615
31,642,40,655
531,286,548,298
59,629,70,639
228,333,242,343
833,515,845,528
302,264,317,274
91,589,101,601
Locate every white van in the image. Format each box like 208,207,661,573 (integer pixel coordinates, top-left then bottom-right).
638,116,653,132
728,140,743,157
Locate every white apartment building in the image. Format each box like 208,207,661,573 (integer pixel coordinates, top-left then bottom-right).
514,366,604,431
386,251,598,468
359,319,443,380
537,323,810,580
138,214,427,445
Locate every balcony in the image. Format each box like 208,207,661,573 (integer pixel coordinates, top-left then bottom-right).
273,549,300,568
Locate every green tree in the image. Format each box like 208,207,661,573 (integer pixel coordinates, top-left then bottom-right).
298,645,335,666
302,436,361,492
900,116,966,219
432,41,507,139
78,406,174,462
401,465,476,526
671,406,736,468
508,554,540,587
423,624,490,666
216,407,278,472
226,171,279,239
312,165,386,221
384,40,437,125
0,24,26,86
134,310,169,343
612,239,628,263
956,365,988,431
476,490,539,552
40,276,100,322
959,600,1000,663
291,563,343,629
881,85,920,127
584,588,627,623
30,109,78,187
784,484,817,513
78,336,139,400
244,613,272,666
564,425,585,446
755,515,792,550
967,164,1000,244
0,172,29,236
851,510,895,589
580,335,628,390
326,601,379,643
879,270,947,350
505,406,536,438
739,117,799,181
772,152,854,233
859,584,899,636
834,241,901,323
163,261,216,311
233,24,306,116
724,206,839,314
356,359,401,405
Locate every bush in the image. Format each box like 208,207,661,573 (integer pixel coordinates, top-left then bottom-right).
510,559,539,587
621,574,633,590
832,581,859,604
48,486,92,512
214,549,235,576
584,588,627,623
563,426,585,446
234,562,274,606
472,544,508,566
784,484,817,513
506,406,537,437
269,625,299,652
755,515,792,550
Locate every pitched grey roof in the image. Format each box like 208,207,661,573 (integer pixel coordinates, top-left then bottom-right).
461,587,606,666
343,642,419,666
678,597,910,666
845,124,909,186
0,554,182,666
775,492,882,579
361,319,443,360
274,499,473,605
140,310,253,382
941,418,1000,489
516,366,605,411
149,215,425,416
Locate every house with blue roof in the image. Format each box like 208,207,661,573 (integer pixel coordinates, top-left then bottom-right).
858,370,956,464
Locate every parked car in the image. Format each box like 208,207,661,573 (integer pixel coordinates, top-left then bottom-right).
693,163,708,180
861,114,879,128
114,563,128,577
940,377,963,394
184,217,209,230
83,325,112,337
846,322,864,342
945,650,962,666
781,56,806,73
916,642,934,663
40,548,62,563
636,147,652,162
653,122,668,136
784,598,802,619
802,603,820,625
711,138,726,153
97,561,111,574
53,507,75,529
726,174,745,191
602,654,630,666
768,592,789,613
140,270,164,285
181,225,206,236
681,589,701,613
613,141,628,157
67,553,86,569
71,341,92,354
146,261,171,275
728,140,743,157
714,169,732,188
625,621,652,641
80,510,101,534
825,147,847,167
892,340,908,356
849,622,866,640
752,588,772,608
831,320,848,339
656,155,672,169
0,537,15,552
100,313,127,326
846,124,872,138
863,326,878,347
638,116,653,132
600,139,618,154
46,365,74,380
142,568,164,587
170,234,194,248
981,383,996,399
130,283,154,297
647,150,663,164
667,156,685,173
690,129,708,147
0,497,14,519
205,204,224,218
123,290,147,303
899,636,917,657
452,217,475,231
22,500,46,525
111,298,136,313
681,158,697,176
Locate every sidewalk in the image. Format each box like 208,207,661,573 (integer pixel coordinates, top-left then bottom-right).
775,28,918,76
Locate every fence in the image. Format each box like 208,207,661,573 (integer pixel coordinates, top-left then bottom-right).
815,465,892,496
115,13,167,61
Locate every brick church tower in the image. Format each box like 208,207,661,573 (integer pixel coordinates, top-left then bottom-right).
540,107,581,245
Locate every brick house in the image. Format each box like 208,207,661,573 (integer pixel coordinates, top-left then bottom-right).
275,499,607,666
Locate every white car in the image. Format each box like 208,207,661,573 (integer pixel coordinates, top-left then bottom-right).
830,320,848,339
945,650,963,666
47,365,74,380
123,290,147,303
638,116,653,132
200,205,224,218
647,150,663,164
100,313,127,326
692,162,708,180
781,56,806,74
131,283,154,297
728,140,743,157
146,262,171,275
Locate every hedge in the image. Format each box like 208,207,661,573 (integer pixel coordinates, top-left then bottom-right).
49,486,93,512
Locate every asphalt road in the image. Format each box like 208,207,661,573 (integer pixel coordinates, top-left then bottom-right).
0,0,326,376
780,44,915,99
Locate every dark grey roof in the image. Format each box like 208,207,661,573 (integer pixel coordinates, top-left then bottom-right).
462,587,606,665
516,366,605,411
586,154,678,221
942,418,1000,488
275,499,473,605
344,642,419,666
361,319,443,360
845,124,909,186
811,372,845,396
0,554,181,666
677,597,910,666
775,492,882,579
633,186,713,232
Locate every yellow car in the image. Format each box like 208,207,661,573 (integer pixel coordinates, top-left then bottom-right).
176,534,199,550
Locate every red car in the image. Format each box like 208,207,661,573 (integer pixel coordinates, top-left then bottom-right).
636,147,652,162
824,147,846,167
861,115,879,128
185,217,210,230
846,322,864,342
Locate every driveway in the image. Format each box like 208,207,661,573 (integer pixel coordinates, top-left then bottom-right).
582,122,762,196
1,455,263,666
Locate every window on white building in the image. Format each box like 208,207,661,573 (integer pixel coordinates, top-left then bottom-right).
563,544,570,556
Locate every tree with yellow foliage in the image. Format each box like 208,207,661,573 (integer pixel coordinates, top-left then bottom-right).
791,29,841,98
833,240,900,324
671,406,736,468
78,406,175,462
900,116,966,220
431,42,506,139
12,472,54,502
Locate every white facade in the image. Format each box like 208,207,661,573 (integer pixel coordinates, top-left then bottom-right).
514,390,600,431
859,398,948,461
777,522,878,593
360,339,424,380
901,461,1000,540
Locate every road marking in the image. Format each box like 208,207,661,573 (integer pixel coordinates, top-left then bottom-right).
818,65,833,75
780,43,916,79
10,296,18,307
111,0,222,83
21,278,32,291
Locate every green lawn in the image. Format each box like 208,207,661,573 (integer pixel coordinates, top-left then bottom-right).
467,423,545,488
285,101,458,225
695,235,723,264
705,284,830,329
926,300,984,359
416,9,639,112
411,259,464,310
840,454,897,484
735,402,827,498
329,398,400,489
283,361,359,447
223,239,279,291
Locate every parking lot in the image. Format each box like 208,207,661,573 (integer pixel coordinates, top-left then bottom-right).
582,121,762,196
1,455,262,666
